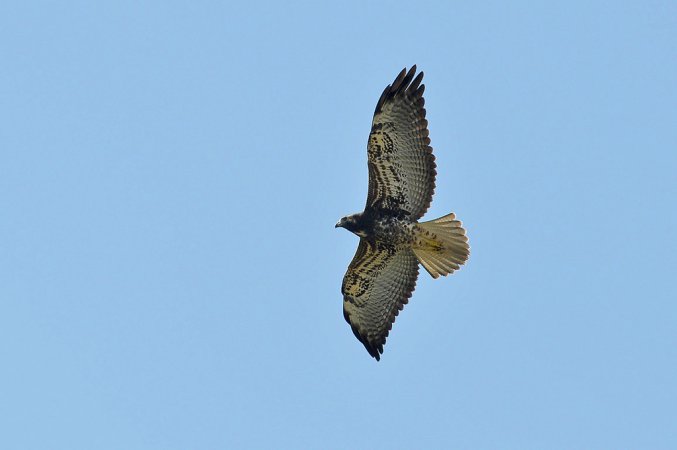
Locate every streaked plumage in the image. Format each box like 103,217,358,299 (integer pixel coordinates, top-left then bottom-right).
336,66,470,360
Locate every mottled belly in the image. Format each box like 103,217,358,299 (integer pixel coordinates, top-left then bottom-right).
372,216,416,247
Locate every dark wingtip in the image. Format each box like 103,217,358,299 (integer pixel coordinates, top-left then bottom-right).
364,340,382,361
356,329,384,361
374,65,425,115
344,308,384,361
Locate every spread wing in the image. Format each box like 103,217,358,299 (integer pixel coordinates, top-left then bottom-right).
342,240,419,360
366,66,436,220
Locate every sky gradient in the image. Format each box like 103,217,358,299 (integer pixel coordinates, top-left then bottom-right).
2,1,676,449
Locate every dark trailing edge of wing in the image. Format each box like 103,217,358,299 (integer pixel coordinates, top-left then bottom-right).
374,65,426,116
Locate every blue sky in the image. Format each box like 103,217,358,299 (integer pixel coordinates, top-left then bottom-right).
1,1,676,449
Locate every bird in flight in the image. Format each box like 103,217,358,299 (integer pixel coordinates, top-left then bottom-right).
336,66,469,360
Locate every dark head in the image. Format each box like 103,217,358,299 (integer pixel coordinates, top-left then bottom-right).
335,213,367,237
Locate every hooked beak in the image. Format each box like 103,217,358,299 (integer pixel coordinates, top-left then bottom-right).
335,222,340,228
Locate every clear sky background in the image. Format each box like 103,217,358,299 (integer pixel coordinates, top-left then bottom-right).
1,1,676,449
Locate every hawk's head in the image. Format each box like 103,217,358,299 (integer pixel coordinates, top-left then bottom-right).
335,213,367,237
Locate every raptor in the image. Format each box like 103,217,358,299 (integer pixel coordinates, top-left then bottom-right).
336,66,469,360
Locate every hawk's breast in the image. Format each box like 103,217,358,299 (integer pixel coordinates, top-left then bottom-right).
372,215,416,247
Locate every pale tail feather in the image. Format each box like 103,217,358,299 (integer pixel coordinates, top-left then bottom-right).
412,213,470,279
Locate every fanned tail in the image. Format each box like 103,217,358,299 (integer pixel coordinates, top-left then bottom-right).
412,213,469,279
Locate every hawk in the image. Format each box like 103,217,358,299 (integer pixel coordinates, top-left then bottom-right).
336,66,470,360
